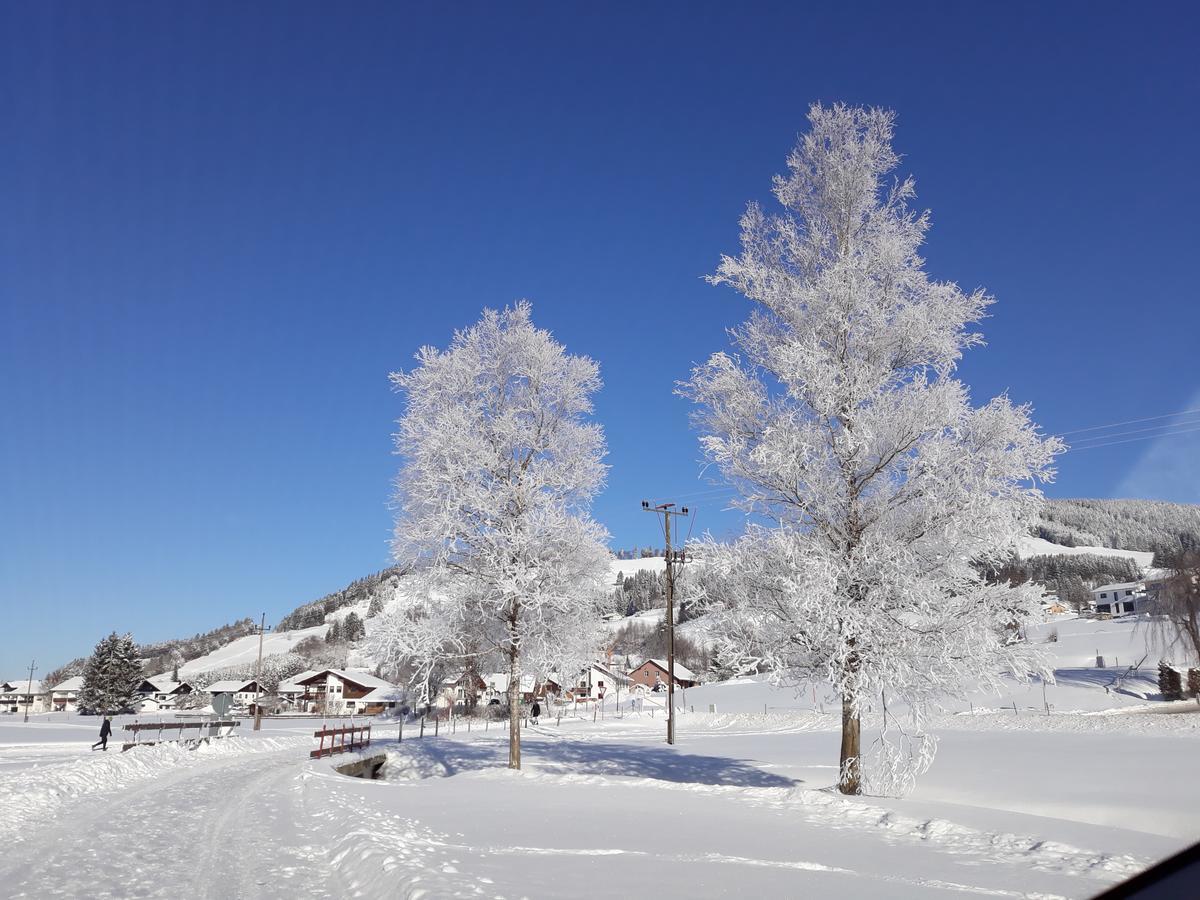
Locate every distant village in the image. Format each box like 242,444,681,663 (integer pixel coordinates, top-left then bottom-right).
1,657,700,719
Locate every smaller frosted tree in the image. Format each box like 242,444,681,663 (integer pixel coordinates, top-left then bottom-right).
79,632,143,715
682,103,1062,795
370,302,611,769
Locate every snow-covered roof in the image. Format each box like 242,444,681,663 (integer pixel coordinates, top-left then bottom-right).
142,678,189,693
296,669,398,691
1,679,42,695
278,670,320,693
641,659,697,681
52,676,84,692
1092,582,1144,594
205,680,258,693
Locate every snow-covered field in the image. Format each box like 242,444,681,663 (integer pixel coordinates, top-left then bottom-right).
5,616,1196,897
2,672,1198,898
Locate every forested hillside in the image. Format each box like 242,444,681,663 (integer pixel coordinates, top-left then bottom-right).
275,565,406,631
1035,499,1200,564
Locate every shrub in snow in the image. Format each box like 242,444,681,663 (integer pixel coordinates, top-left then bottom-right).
680,103,1061,795
1188,668,1200,698
370,303,611,770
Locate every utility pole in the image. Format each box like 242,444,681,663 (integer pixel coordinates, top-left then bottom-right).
252,613,271,731
641,500,691,745
22,659,36,723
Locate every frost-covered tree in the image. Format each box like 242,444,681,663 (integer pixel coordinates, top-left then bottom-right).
78,632,143,715
370,302,611,769
681,104,1062,795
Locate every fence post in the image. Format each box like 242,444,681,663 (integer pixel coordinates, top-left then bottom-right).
420,717,425,739
399,718,403,743
435,716,439,738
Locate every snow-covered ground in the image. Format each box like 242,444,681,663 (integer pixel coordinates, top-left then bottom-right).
1,671,1197,899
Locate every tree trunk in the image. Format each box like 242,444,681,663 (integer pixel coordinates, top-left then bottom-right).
838,693,861,795
507,644,521,770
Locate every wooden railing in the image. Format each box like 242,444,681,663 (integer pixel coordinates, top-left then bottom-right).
121,719,239,752
311,723,371,759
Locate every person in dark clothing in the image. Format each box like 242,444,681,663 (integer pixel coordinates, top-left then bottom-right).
530,701,541,725
91,716,112,751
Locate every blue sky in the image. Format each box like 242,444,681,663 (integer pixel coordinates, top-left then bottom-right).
2,2,1198,675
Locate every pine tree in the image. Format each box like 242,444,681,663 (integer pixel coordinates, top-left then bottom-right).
325,618,342,644
367,593,386,618
78,632,143,714
343,612,365,643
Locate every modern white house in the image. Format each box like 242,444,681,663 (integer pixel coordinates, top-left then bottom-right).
49,676,84,712
1090,581,1145,616
1,679,46,714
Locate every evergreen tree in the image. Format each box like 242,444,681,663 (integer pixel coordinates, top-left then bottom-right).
367,593,386,618
78,632,143,714
325,618,342,644
343,612,365,642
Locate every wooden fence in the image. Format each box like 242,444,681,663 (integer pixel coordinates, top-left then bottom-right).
121,719,239,752
311,723,372,759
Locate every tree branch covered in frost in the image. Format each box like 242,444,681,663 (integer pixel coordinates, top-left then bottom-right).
681,103,1063,794
368,302,611,766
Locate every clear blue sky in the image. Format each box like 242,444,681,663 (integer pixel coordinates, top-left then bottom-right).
3,2,1198,675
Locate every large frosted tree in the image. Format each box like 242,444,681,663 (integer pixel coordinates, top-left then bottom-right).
682,104,1062,795
370,302,611,769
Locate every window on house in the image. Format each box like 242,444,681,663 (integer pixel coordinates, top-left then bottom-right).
1100,593,1108,599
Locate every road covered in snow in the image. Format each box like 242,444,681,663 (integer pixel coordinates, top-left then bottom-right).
1,695,1198,899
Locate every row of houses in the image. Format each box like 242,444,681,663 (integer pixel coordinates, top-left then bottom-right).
434,658,698,712
1,675,197,715
4,657,699,717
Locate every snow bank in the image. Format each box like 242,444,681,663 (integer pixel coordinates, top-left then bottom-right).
381,745,452,781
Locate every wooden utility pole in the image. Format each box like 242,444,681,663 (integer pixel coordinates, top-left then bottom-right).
641,500,691,745
252,613,271,731
22,659,36,723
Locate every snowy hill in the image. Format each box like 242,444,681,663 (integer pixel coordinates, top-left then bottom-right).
1015,534,1154,569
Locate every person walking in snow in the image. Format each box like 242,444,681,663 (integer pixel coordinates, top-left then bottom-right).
530,701,540,725
92,716,112,752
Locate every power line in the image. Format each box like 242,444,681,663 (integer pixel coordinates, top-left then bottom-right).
1067,417,1200,446
1052,406,1200,437
1065,424,1200,452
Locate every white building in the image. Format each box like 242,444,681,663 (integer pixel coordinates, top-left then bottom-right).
205,680,263,711
49,676,84,712
290,670,404,715
567,662,631,701
1,679,46,714
1090,581,1144,616
278,670,320,709
134,677,195,711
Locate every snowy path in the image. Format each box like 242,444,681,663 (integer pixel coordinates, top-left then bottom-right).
0,747,329,898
